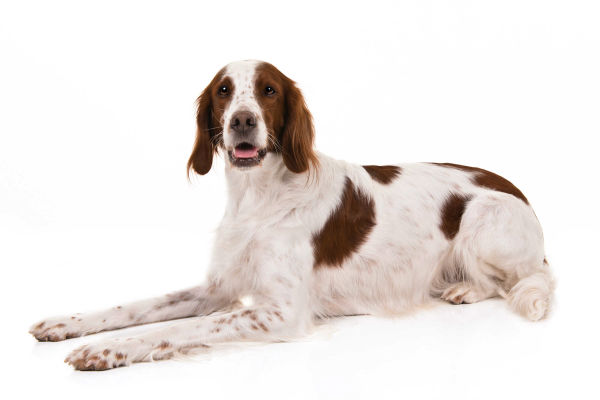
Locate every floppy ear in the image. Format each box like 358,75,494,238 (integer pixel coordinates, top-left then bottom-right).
281,82,318,173
187,86,218,176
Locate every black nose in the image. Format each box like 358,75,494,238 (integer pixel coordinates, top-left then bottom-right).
230,111,257,134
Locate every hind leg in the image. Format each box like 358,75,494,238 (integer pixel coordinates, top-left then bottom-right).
444,192,554,320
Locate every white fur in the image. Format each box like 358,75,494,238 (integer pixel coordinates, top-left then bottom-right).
30,61,555,370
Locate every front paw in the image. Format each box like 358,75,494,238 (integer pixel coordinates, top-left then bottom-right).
29,317,84,342
65,338,181,370
65,341,132,371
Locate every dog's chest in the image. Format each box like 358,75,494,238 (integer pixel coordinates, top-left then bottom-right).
211,205,313,294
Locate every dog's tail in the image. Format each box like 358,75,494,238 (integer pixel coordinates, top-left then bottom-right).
505,260,555,321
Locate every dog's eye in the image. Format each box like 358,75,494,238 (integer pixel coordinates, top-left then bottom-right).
218,85,229,96
264,86,276,96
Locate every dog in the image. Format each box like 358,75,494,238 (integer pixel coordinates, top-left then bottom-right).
30,60,555,370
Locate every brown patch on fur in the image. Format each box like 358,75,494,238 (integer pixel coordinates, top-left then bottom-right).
254,62,319,173
95,360,108,370
115,352,125,360
362,165,402,184
154,290,196,310
273,311,284,322
433,163,529,204
54,323,66,328
102,349,111,356
69,356,109,371
241,310,252,316
65,332,80,339
251,324,259,330
35,322,45,329
158,341,171,350
312,178,376,268
440,193,472,240
258,322,269,332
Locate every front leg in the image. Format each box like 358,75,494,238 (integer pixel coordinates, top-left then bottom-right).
29,284,229,342
65,300,306,370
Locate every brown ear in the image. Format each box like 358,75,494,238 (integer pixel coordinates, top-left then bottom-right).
187,85,218,176
281,82,318,173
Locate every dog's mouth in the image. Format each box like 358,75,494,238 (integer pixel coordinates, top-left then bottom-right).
228,142,267,168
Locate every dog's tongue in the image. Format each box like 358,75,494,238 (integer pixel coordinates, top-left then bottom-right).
234,146,258,159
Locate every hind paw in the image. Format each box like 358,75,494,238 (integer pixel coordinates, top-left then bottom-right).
441,283,489,304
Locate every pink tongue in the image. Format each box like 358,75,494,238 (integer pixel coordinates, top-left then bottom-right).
234,147,258,159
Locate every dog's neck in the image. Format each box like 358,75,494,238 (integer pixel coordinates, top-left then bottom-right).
224,152,310,212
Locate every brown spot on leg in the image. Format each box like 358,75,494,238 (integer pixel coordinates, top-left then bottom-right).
440,193,472,240
258,322,269,332
65,332,81,339
102,349,111,356
362,165,402,184
54,323,66,328
157,341,171,350
312,177,376,268
155,289,197,310
273,311,284,322
115,352,125,360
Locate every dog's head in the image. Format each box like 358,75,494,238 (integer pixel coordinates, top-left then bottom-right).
188,60,318,175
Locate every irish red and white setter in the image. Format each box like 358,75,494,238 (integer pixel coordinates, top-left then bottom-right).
30,60,555,370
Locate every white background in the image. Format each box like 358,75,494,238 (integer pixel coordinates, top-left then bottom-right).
1,0,599,399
